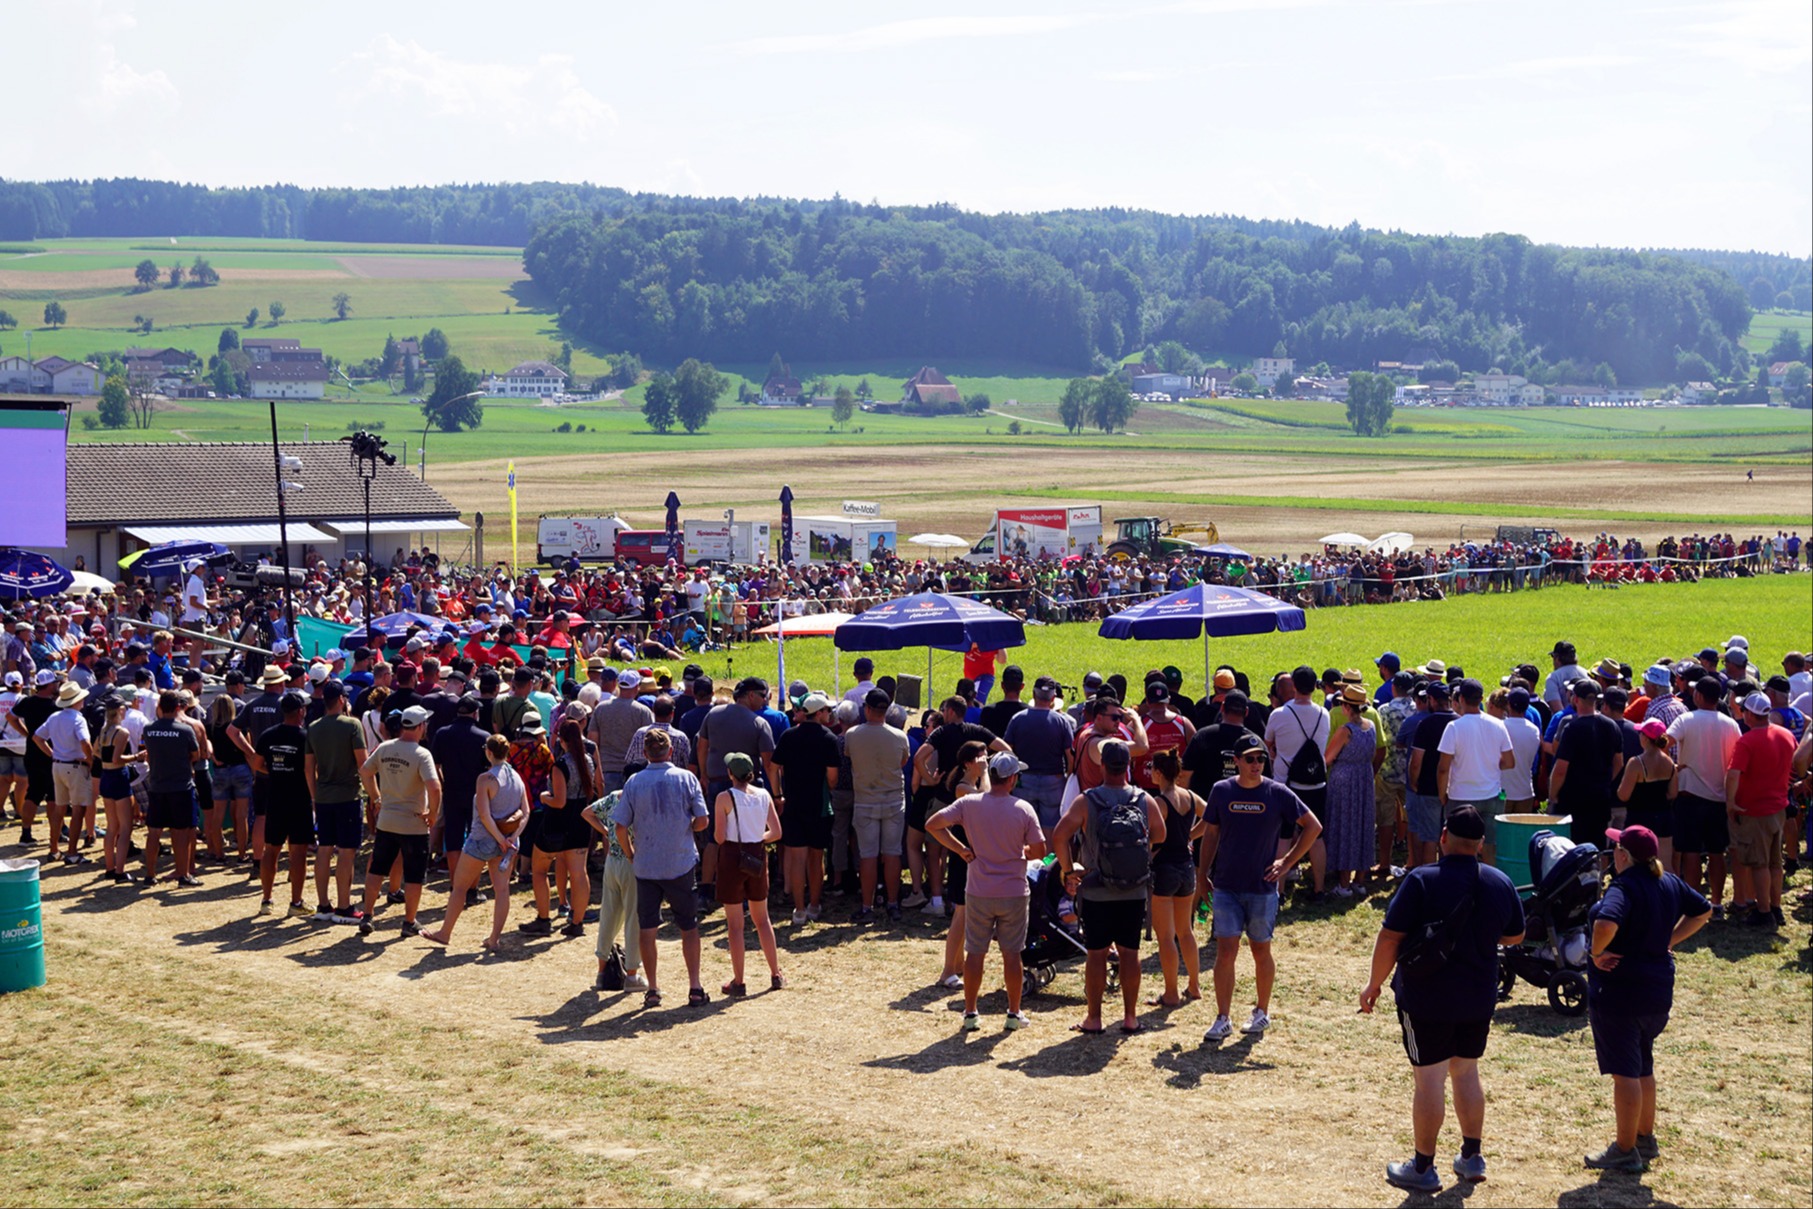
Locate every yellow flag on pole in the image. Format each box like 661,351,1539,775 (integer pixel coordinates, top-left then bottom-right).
507,461,518,572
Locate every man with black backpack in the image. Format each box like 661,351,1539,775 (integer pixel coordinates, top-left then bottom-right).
1360,806,1525,1194
1264,666,1330,898
1050,739,1166,1035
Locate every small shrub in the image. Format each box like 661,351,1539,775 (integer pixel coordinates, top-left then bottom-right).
575,424,586,433
81,414,100,430
555,421,572,433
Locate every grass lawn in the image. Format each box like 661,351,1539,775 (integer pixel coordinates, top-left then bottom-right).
1742,309,1812,355
3,578,1808,1206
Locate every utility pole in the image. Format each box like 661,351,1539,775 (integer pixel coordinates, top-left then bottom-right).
268,401,297,644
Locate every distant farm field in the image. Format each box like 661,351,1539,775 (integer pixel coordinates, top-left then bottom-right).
1742,308,1812,355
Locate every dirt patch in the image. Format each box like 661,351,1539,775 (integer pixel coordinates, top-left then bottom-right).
429,447,1813,549
0,267,348,289
336,255,526,280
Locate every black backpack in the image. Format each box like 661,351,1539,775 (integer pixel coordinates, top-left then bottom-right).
1284,706,1328,788
599,945,626,991
1086,787,1153,892
1398,865,1480,982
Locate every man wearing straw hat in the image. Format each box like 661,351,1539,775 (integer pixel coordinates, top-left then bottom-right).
230,664,292,863
35,679,96,866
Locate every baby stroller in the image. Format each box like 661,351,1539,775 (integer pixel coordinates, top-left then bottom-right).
1020,861,1105,993
1498,829,1601,1015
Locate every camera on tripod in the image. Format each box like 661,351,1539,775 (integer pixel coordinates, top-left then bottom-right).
339,431,396,467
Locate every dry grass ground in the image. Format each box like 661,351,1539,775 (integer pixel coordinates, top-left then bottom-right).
3,830,1807,1207
431,447,1812,551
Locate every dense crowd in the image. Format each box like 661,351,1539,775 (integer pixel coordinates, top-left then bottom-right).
5,550,1810,1192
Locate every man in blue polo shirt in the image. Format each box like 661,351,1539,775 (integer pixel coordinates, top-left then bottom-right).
1373,651,1401,705
1361,806,1525,1193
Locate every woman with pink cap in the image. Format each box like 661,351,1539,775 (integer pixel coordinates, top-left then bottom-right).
1615,719,1677,869
1582,824,1712,1174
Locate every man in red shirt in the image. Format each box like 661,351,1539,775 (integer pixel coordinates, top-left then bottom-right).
1725,693,1795,929
534,610,575,650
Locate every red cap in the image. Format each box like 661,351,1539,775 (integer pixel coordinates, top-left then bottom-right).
1605,825,1659,862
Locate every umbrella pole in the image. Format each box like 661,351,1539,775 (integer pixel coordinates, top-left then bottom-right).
1203,628,1211,699
835,647,841,696
927,647,933,704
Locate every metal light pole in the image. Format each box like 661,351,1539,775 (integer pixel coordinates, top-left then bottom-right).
268,401,297,643
340,431,395,630
419,389,486,481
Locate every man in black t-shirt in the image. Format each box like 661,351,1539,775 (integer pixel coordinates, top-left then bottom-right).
1552,680,1625,845
977,666,1028,739
928,697,1007,776
141,690,203,886
1406,682,1457,867
1180,691,1261,791
772,693,841,923
252,692,315,917
8,675,58,847
229,665,288,858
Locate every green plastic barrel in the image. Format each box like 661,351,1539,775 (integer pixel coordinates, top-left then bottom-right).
1497,813,1568,892
0,858,45,993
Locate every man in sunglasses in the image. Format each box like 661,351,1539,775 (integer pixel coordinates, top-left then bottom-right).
1197,733,1322,1043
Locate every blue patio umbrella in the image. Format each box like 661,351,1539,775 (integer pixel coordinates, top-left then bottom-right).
340,610,450,648
835,592,1025,699
1098,581,1305,688
120,540,232,579
0,548,73,600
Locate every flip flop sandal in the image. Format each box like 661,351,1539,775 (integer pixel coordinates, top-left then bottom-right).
688,987,711,1007
1120,1022,1144,1034
1069,1023,1105,1035
722,981,747,997
643,989,663,1008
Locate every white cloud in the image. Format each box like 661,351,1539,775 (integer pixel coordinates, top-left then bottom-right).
1674,0,1812,71
79,44,178,115
1094,68,1165,83
1438,53,1638,81
342,36,615,143
718,14,1099,57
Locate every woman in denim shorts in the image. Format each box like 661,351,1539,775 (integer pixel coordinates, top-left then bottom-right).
423,734,527,954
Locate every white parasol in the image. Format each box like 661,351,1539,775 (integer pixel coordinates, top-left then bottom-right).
907,533,971,549
1319,532,1370,547
1368,532,1415,553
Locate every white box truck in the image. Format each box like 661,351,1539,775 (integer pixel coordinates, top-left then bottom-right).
966,506,1103,563
797,515,898,565
683,518,771,566
536,515,630,562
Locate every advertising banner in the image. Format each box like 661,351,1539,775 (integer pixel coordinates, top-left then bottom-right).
807,522,853,563
841,500,882,518
996,508,1069,561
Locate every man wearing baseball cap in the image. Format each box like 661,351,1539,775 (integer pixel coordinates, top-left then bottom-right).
1362,805,1525,1193
251,692,315,915
1582,824,1712,1173
1373,652,1402,706
359,704,441,936
925,751,1046,1032
770,691,839,925
1725,692,1795,928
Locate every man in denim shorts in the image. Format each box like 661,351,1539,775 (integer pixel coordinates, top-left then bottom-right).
1197,733,1322,1043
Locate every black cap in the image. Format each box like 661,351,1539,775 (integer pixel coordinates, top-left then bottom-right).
1766,674,1791,693
1231,732,1265,755
1507,687,1532,713
1222,689,1249,710
1099,739,1131,771
224,669,246,686
1445,805,1486,840
456,694,481,714
1602,686,1629,708
512,667,534,685
1698,647,1719,661
1551,641,1575,658
863,687,891,711
1392,670,1416,690
353,646,374,662
1144,681,1169,703
279,691,308,714
1573,678,1601,698
319,680,345,704
1427,680,1451,701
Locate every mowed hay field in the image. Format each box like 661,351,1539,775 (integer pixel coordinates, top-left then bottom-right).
3,581,1809,1208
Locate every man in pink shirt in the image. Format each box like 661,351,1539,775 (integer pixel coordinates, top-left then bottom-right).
1726,693,1796,929
926,752,1047,1032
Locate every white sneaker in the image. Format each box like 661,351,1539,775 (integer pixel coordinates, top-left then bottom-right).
1331,885,1355,900
790,909,807,926
622,971,649,992
1204,1015,1233,1042
1003,1011,1030,1031
1242,1008,1272,1035
921,897,945,915
901,891,928,909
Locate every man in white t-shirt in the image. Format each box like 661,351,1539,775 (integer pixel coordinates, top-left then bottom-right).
1264,666,1331,897
180,560,211,671
1666,679,1741,914
1489,686,1541,811
1437,679,1515,863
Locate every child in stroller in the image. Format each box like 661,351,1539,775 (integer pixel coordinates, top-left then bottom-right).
1021,858,1107,992
1499,829,1602,1015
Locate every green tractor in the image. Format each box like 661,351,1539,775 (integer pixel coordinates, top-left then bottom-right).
1105,516,1220,562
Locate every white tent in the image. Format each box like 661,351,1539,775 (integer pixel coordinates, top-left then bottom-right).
1368,532,1415,553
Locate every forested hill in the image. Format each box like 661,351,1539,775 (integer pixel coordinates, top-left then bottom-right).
4,177,1809,381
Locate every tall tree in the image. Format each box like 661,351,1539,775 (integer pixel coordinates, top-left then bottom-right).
189,255,218,286
1091,376,1138,433
380,334,401,378
1058,378,1092,433
672,357,727,433
97,375,130,428
1344,371,1396,436
420,327,450,360
245,306,259,328
167,262,184,288
134,258,159,290
42,301,65,328
0,310,15,330
218,327,240,353
331,292,352,320
641,372,678,433
268,300,285,325
964,391,992,416
423,355,483,431
832,384,855,427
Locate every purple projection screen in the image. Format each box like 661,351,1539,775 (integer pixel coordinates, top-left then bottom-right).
0,400,68,548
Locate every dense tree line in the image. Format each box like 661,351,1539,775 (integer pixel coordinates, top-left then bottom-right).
5,177,1808,382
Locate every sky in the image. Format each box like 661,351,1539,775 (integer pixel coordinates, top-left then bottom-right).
14,0,1812,256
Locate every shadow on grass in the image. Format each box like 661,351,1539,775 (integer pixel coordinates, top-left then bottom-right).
1554,1172,1680,1208
996,1029,1130,1078
1150,1033,1274,1086
1493,1002,1589,1037
863,1029,1010,1073
526,982,745,1043
1388,1179,1478,1207
172,915,315,955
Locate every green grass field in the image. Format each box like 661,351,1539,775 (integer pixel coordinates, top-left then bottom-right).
1742,309,1812,355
